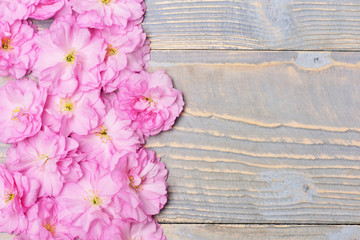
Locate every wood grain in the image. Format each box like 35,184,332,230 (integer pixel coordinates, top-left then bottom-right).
146,50,360,224
143,0,360,50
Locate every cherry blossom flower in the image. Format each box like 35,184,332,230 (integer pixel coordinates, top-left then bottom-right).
30,0,66,20
115,70,184,137
94,25,150,92
42,89,106,136
58,162,121,233
0,164,40,235
72,108,143,166
0,20,38,79
19,197,72,240
6,127,82,197
0,0,38,24
71,0,144,29
33,15,106,96
111,148,167,222
0,78,47,143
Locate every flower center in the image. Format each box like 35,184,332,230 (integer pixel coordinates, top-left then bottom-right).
1,38,11,50
38,154,50,170
100,0,111,4
128,176,143,191
43,222,55,236
11,107,21,121
64,50,76,64
106,45,117,56
5,193,15,204
95,126,111,143
143,96,154,105
85,190,103,207
59,98,75,112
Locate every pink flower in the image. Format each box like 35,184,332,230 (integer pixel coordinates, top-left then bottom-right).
20,197,72,239
58,162,121,233
72,108,143,167
71,0,144,29
30,0,66,20
0,164,40,235
33,15,106,96
6,127,82,197
42,90,106,136
0,20,38,79
115,70,184,137
95,25,150,93
118,219,166,240
0,78,47,143
0,0,38,24
111,148,167,222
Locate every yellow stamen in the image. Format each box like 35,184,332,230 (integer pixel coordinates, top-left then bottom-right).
100,0,111,4
84,190,103,206
143,96,155,105
128,176,143,191
1,38,12,51
95,126,111,143
58,98,75,112
64,50,76,64
106,45,117,56
43,222,55,236
38,154,50,171
5,193,15,204
11,107,21,121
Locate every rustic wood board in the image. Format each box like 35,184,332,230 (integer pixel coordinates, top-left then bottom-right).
146,50,360,224
144,0,360,50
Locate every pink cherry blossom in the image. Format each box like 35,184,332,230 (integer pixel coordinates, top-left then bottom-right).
0,20,38,79
19,197,72,240
0,164,40,235
111,148,167,222
42,89,106,136
71,0,144,29
0,0,38,24
6,127,82,196
115,70,184,137
58,162,121,233
33,15,106,96
0,78,47,143
118,219,166,240
94,25,150,92
72,108,143,166
30,0,66,20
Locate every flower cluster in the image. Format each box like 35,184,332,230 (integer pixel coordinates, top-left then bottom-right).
0,1,184,239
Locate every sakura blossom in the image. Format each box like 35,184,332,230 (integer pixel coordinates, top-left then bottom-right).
0,78,46,143
0,20,38,79
6,127,82,196
30,0,66,20
115,70,184,137
0,0,38,24
118,219,166,240
33,15,106,96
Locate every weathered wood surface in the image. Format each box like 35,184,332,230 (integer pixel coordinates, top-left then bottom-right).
146,50,360,224
2,225,359,239
143,0,360,50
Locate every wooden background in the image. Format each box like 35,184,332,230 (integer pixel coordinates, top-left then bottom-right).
2,0,360,239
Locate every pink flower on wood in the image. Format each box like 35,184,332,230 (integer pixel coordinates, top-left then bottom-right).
0,164,40,235
72,108,143,167
94,25,150,92
71,0,144,29
0,78,47,143
42,89,106,136
0,0,38,24
6,127,82,197
111,148,168,222
115,70,184,137
30,0,66,20
0,20,38,79
58,162,121,233
33,15,106,96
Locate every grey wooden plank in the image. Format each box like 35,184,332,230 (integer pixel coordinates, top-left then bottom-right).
145,50,360,224
1,225,360,239
143,0,360,50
